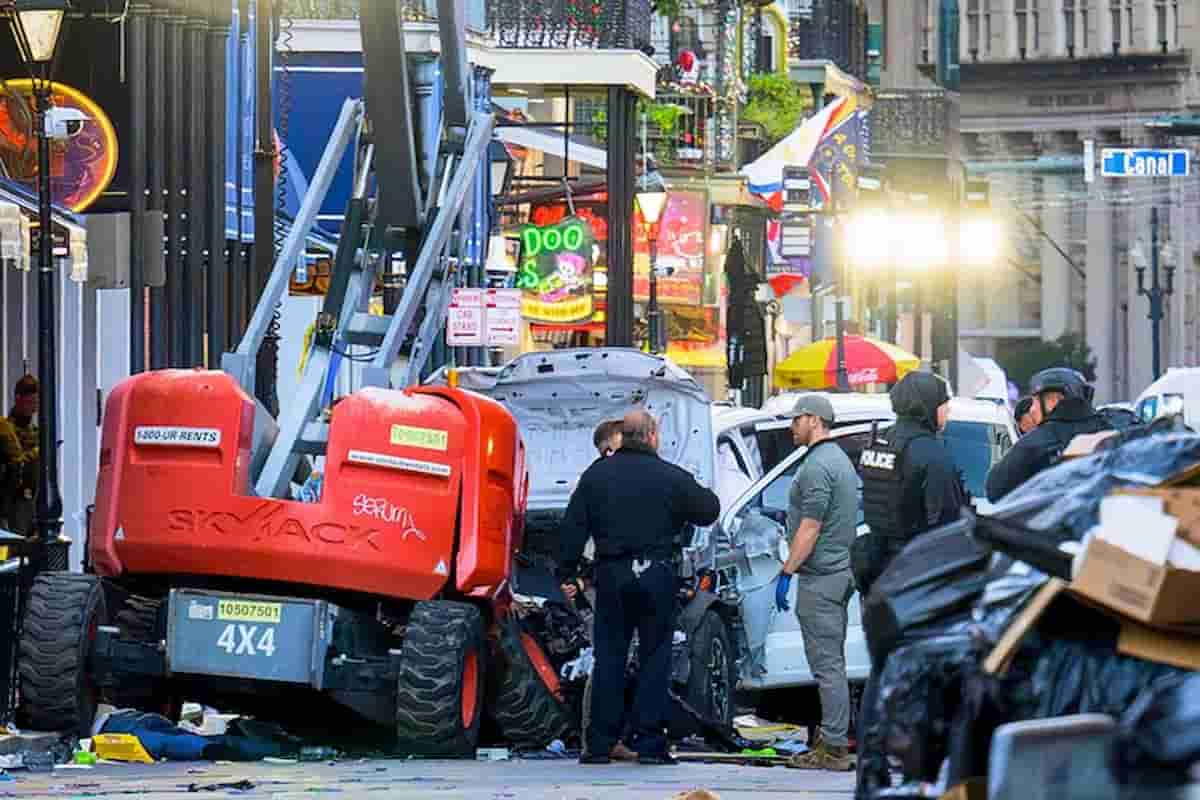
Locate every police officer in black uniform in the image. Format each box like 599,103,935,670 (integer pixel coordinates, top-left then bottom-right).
559,409,720,765
985,367,1110,503
854,371,966,800
854,371,966,599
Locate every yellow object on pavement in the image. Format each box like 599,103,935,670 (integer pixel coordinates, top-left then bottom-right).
93,733,155,764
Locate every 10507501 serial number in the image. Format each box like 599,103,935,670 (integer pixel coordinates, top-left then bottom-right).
217,600,282,624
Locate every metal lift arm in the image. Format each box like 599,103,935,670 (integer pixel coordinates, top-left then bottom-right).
364,111,493,388
222,99,365,397
244,0,495,499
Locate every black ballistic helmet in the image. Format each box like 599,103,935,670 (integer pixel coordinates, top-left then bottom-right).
1029,367,1094,405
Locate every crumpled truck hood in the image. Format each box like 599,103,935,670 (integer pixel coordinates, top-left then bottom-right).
468,348,716,512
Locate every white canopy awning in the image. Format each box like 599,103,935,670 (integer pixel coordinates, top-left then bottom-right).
496,126,607,171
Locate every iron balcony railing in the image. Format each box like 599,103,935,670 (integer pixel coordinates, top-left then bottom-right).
868,89,960,158
788,0,869,79
643,93,717,172
488,0,652,50
643,92,762,173
277,0,488,33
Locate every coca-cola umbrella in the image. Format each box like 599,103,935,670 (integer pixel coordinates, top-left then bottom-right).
773,335,920,390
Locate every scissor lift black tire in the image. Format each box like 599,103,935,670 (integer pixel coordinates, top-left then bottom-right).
394,601,486,757
17,572,106,737
491,618,574,750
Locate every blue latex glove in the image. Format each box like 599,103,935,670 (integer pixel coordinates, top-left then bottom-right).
775,572,792,613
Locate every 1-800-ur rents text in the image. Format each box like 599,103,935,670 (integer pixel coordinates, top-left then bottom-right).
134,426,222,446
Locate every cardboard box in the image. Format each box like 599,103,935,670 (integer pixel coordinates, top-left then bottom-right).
1118,620,1200,671
984,579,1067,675
1061,431,1118,459
1072,537,1200,629
1116,488,1200,547
984,578,1200,674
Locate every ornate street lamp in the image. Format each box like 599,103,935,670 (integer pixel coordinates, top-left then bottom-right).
489,139,514,200
635,176,668,355
3,0,69,564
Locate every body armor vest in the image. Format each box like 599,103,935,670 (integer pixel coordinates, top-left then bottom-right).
859,429,926,542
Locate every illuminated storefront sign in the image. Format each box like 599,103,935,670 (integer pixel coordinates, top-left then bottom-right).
516,216,596,323
0,80,118,213
633,190,709,306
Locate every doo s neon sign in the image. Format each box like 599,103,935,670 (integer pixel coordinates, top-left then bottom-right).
516,219,591,292
521,220,587,258
515,216,596,323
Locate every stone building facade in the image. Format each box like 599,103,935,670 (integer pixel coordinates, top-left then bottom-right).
869,0,1200,403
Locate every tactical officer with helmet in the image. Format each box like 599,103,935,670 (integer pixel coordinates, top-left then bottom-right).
853,371,966,599
985,367,1110,503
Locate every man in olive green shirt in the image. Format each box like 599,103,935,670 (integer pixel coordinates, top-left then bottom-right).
775,394,858,772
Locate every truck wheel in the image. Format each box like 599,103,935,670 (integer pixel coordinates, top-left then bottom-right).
675,611,735,738
18,572,107,737
394,601,485,757
492,618,574,750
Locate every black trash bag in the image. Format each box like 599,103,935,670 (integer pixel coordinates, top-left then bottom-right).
1111,674,1200,786
943,652,1039,787
1028,639,1184,720
863,634,979,788
862,518,997,665
991,432,1200,539
944,596,1183,787
967,559,1048,647
968,511,1074,579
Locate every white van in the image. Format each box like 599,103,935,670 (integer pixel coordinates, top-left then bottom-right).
1135,368,1200,429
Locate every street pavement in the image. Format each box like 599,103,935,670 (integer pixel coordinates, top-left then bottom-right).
2,757,856,798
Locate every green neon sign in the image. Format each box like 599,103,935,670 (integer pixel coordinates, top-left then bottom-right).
515,217,594,293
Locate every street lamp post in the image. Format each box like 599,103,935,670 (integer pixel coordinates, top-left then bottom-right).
634,186,667,355
1136,206,1175,381
4,0,68,566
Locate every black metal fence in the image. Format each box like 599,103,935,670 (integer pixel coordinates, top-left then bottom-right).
644,93,715,171
279,0,489,31
788,0,869,80
488,0,652,50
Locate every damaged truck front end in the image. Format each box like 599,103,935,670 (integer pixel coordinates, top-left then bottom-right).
448,348,737,742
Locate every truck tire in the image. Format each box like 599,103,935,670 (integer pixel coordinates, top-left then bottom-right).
491,619,574,750
673,611,735,739
394,601,485,757
18,572,107,737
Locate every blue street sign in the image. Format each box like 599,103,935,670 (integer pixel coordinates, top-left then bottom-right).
1100,148,1190,178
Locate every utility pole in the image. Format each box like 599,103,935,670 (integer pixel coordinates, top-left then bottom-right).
1137,206,1175,381
833,243,849,391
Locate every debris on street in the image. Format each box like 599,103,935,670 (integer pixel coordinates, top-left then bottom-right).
858,428,1200,797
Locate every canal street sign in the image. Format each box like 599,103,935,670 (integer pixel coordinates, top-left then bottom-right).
1100,148,1190,178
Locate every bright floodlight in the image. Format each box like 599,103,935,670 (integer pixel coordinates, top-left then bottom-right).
962,217,1003,267
897,213,947,269
845,210,892,269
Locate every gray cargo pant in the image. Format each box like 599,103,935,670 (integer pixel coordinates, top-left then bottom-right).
794,569,854,748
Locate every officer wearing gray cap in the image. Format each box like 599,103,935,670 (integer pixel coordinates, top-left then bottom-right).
774,394,858,771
